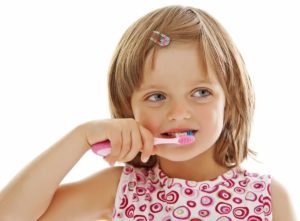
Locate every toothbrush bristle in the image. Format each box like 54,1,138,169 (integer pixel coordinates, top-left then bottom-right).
187,131,193,136
178,135,195,145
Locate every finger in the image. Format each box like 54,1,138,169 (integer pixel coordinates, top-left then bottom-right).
121,124,143,162
139,126,154,163
118,129,131,161
103,155,117,166
105,130,122,163
131,124,143,152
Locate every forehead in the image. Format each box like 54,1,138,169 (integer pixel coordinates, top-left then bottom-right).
141,42,219,86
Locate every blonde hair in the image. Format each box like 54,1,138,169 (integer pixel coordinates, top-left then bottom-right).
108,5,255,168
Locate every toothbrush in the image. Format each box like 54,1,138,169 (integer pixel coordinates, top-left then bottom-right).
91,134,195,157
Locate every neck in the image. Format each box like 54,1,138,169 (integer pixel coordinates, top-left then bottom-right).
158,147,230,182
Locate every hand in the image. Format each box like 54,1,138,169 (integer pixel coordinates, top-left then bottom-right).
82,118,156,166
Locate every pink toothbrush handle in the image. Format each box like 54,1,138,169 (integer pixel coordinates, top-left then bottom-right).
91,140,111,157
91,135,194,157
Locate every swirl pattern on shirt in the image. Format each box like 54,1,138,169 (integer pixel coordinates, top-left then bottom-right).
113,162,272,220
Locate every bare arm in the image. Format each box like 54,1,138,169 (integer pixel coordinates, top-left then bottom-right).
0,119,154,220
271,177,297,221
0,124,90,220
38,166,123,221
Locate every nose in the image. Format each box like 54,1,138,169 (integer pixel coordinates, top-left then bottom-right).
167,99,192,121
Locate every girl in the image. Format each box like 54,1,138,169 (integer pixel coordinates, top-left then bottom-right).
0,5,295,221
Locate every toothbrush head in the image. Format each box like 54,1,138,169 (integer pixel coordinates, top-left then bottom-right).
177,135,195,145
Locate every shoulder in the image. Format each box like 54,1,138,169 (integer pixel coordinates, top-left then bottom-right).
89,165,124,184
78,165,124,193
39,166,124,220
85,165,124,204
271,177,296,221
67,165,125,219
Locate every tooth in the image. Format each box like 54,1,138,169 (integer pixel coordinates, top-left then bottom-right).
165,130,194,138
175,132,189,137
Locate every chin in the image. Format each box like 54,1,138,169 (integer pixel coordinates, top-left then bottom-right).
158,146,208,162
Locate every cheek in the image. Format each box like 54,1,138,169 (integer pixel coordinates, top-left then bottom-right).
199,104,224,138
133,107,162,134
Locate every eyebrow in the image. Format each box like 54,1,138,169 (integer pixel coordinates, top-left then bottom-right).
139,79,215,91
139,84,165,91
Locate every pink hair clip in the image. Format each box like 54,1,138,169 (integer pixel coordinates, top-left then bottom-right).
150,31,171,47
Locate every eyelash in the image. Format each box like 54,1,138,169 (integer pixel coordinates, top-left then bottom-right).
145,88,212,102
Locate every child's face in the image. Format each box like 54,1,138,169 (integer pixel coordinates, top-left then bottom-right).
131,42,226,161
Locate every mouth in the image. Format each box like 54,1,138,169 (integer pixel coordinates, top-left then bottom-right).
160,129,198,138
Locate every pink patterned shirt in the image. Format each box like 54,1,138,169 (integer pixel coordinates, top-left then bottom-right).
113,162,272,220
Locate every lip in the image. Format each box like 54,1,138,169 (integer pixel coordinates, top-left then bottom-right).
160,128,198,136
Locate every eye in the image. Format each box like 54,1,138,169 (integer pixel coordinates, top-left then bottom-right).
192,88,211,98
146,93,166,102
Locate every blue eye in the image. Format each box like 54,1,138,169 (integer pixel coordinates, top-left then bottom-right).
147,93,166,102
193,89,211,98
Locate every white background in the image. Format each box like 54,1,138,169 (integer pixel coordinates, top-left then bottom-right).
0,0,299,217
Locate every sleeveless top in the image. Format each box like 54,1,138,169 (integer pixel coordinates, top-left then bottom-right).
112,162,272,221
